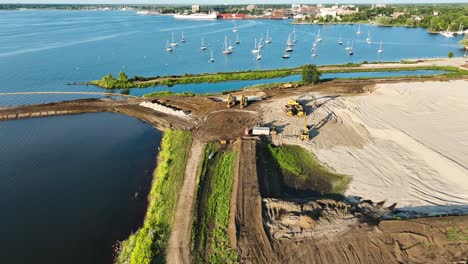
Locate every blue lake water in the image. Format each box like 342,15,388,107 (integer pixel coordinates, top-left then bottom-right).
125,70,448,97
0,113,162,264
0,10,465,105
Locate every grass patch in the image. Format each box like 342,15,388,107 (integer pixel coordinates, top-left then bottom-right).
115,129,192,264
267,144,351,194
446,227,468,242
191,146,237,264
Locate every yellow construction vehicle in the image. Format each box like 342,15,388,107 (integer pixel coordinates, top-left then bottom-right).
227,94,236,108
240,94,247,108
300,115,309,140
285,99,304,117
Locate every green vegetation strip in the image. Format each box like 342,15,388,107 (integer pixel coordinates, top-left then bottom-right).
90,68,298,89
268,144,351,194
91,64,466,91
191,146,238,264
116,129,192,264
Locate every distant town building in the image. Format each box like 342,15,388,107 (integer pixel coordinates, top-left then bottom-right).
371,4,387,9
291,4,301,14
272,9,286,18
191,5,200,13
391,11,406,19
319,8,337,18
246,5,256,12
433,11,439,16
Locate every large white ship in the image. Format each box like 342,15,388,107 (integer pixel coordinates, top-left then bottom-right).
173,12,217,20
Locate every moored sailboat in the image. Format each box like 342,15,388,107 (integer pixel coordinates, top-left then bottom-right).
200,38,207,50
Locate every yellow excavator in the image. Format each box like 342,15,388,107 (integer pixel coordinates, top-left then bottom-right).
285,99,304,117
240,94,247,108
300,115,309,140
227,94,236,108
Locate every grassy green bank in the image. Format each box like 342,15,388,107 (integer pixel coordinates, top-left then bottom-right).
191,143,238,264
116,129,192,264
90,68,299,89
90,63,467,92
257,142,351,198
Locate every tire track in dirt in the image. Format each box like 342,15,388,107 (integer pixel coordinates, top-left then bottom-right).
236,139,278,264
166,140,203,264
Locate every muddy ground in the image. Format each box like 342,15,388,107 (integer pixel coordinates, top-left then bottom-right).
235,139,468,264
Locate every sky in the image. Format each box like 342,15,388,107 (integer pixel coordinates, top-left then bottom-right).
1,0,467,4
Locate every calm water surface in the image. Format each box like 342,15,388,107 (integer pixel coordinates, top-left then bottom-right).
0,10,464,105
0,113,162,264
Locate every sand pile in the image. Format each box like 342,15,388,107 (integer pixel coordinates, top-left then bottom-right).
261,80,468,213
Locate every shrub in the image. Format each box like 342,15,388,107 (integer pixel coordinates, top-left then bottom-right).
301,64,321,84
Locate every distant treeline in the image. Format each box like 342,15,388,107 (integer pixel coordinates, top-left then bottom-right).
298,4,468,32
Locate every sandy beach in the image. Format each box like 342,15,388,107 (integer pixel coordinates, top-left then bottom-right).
262,79,468,210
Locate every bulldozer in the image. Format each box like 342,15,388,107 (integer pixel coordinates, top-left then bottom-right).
300,115,310,140
240,94,248,108
285,99,304,117
227,94,236,108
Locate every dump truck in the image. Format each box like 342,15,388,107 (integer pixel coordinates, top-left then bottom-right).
227,94,236,108
285,99,304,117
240,94,247,108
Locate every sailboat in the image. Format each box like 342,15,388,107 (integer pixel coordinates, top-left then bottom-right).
228,39,233,51
265,29,272,44
258,35,264,49
367,34,372,45
440,25,454,38
200,38,207,50
293,25,296,33
293,31,297,43
282,52,290,59
235,32,240,44
345,40,351,50
366,31,371,44
165,40,173,52
252,38,259,54
256,49,262,60
210,48,215,62
338,33,343,45
311,47,317,57
232,24,238,33
312,37,317,50
170,33,178,47
356,24,361,35
181,32,186,43
348,40,354,55
377,40,383,53
316,29,322,42
285,34,293,52
456,23,464,35
222,36,232,55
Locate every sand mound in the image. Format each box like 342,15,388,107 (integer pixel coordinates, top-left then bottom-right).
261,80,468,213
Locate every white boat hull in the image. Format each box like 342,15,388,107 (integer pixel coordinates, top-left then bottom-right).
174,13,217,20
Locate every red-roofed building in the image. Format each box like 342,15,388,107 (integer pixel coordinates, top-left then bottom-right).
218,13,247,19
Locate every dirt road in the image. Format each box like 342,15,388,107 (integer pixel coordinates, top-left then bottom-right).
236,139,277,264
166,140,203,264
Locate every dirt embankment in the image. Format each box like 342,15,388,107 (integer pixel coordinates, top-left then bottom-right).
235,140,468,264
0,98,192,131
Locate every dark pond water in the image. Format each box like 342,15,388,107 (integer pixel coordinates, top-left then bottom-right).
0,112,162,264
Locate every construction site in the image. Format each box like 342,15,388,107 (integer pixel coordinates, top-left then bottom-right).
2,71,468,263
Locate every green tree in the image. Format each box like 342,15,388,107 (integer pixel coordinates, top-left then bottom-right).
301,64,321,84
118,71,129,82
448,51,454,58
